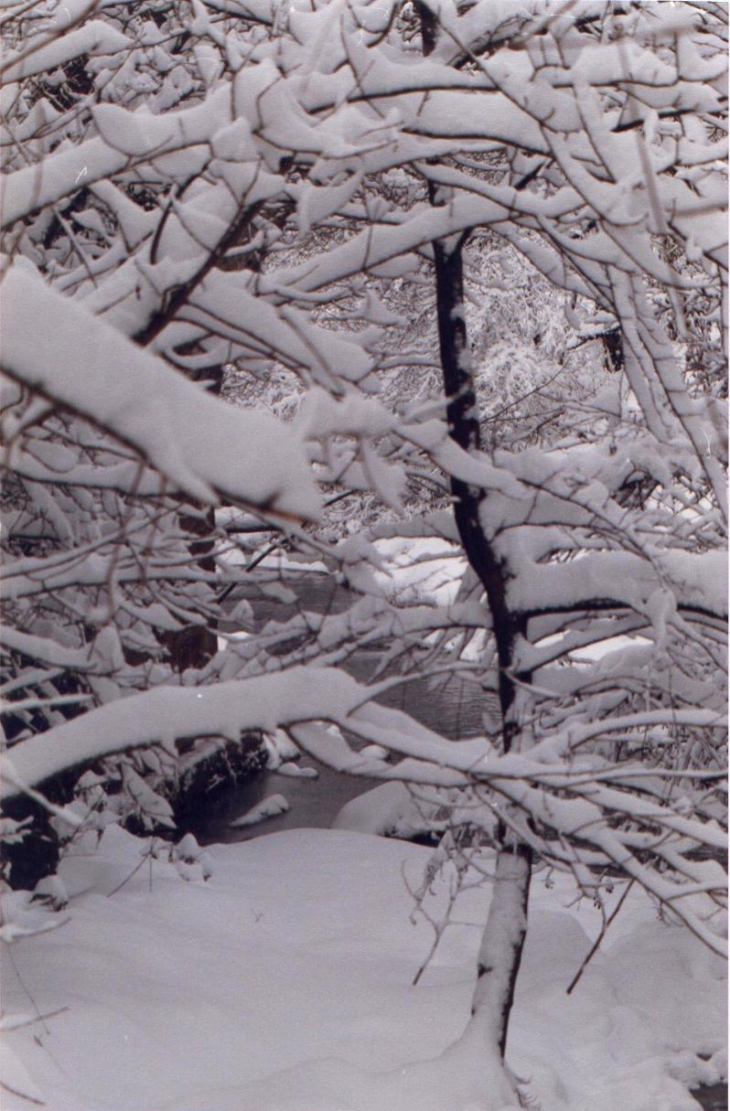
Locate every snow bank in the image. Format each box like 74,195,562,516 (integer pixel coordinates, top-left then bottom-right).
2,827,725,1111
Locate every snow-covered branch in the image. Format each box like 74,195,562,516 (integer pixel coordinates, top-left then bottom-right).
1,265,320,518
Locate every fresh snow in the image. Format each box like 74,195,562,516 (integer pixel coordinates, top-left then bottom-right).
333,781,439,839
2,4,726,1110
1,826,725,1111
1,265,321,518
229,793,290,828
0,668,489,802
1,22,132,84
276,762,319,779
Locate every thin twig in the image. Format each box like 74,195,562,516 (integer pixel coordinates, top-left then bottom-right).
566,878,635,995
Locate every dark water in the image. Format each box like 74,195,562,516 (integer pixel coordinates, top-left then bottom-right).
201,571,498,843
188,758,381,844
193,649,496,845
695,1084,727,1111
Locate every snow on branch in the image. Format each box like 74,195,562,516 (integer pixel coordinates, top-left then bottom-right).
509,551,728,623
1,265,321,519
1,20,132,83
0,666,484,800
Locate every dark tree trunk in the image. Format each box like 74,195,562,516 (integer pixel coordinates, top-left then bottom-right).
421,32,533,1063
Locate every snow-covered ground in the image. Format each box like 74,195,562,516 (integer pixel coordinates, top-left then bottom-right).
2,825,725,1111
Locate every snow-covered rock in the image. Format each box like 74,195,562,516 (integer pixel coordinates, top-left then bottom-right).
275,762,319,779
332,781,439,840
229,793,290,828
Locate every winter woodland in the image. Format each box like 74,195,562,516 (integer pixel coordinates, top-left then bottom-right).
0,1,727,1108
